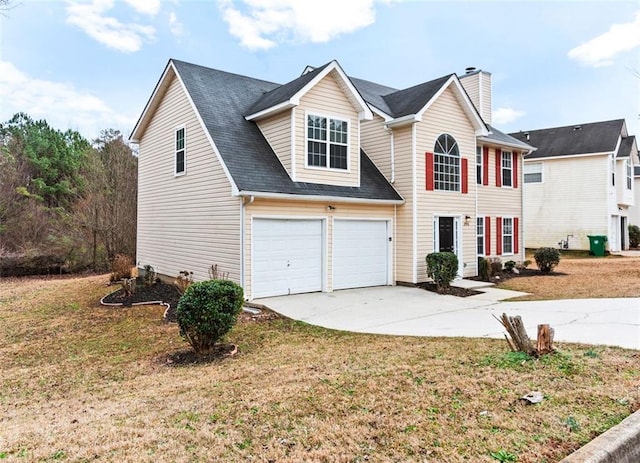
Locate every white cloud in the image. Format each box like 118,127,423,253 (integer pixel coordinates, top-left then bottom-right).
124,0,160,16
568,11,640,67
218,0,387,50
65,0,156,53
169,11,184,37
493,107,525,125
0,61,136,138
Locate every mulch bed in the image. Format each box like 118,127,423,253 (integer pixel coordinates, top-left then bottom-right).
418,282,483,297
469,268,567,284
101,281,281,324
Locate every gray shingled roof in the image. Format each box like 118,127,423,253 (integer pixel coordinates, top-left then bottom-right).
483,125,533,151
617,135,636,158
244,62,331,116
172,60,402,201
351,74,454,118
509,119,625,159
635,165,640,177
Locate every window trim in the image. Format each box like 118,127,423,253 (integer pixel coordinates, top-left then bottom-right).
524,162,543,183
304,112,350,172
501,150,513,187
174,126,186,176
477,216,485,256
626,160,632,190
502,217,514,255
433,133,461,192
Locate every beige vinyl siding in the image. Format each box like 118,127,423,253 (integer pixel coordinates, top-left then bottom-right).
481,74,492,124
524,155,609,250
361,115,392,180
477,146,524,263
137,74,241,283
416,86,478,278
295,71,359,187
459,76,479,113
256,110,292,176
243,198,393,300
389,126,414,282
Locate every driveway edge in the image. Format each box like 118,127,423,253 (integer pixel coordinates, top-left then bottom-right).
559,410,640,462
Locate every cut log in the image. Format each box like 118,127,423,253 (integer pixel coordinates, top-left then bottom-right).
536,324,555,355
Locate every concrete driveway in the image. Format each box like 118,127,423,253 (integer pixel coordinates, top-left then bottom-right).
255,285,640,350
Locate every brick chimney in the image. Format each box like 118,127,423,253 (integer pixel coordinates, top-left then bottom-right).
459,67,492,125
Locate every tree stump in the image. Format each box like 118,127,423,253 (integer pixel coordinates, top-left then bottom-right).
496,314,555,357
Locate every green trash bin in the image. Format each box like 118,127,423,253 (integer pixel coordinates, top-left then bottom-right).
587,235,607,257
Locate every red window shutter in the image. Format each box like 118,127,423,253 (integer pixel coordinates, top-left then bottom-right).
496,217,503,255
485,216,491,255
461,158,468,194
426,152,434,191
514,217,519,254
482,146,489,186
513,152,518,188
495,148,502,187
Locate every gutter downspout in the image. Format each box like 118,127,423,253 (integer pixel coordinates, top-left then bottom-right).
240,195,254,298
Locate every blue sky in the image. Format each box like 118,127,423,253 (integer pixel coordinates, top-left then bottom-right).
1,0,638,141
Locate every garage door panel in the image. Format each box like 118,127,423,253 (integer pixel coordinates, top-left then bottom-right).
253,219,323,298
333,220,388,290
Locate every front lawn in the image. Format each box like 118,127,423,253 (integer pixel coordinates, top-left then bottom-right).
0,275,638,462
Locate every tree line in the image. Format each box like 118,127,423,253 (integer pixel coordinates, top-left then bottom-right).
0,113,137,275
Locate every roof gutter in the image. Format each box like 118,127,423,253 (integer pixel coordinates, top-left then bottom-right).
385,114,418,129
236,190,405,205
477,136,537,152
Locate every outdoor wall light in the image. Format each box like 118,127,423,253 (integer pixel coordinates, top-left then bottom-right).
464,215,471,226
327,205,336,211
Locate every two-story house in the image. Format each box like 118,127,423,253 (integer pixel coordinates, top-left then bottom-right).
510,120,638,252
130,59,532,300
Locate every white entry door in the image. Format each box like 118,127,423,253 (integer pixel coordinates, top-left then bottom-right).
253,219,323,298
333,220,389,290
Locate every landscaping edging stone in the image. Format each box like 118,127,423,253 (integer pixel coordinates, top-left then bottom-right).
560,410,640,463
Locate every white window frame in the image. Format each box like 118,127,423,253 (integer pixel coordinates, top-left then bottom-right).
501,151,513,187
626,160,632,190
434,133,460,192
476,145,483,185
174,126,186,176
477,216,485,256
502,217,514,255
524,162,543,183
305,113,350,171
611,157,616,186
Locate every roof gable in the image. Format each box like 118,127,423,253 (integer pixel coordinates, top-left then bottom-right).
245,60,373,121
510,119,626,160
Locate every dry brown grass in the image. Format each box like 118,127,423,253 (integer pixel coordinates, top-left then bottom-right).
498,254,640,300
1,274,639,462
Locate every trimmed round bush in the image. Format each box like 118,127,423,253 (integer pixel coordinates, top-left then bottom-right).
426,252,458,290
176,279,244,354
629,224,640,248
534,247,561,274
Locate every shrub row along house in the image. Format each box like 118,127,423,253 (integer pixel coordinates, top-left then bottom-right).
130,60,534,299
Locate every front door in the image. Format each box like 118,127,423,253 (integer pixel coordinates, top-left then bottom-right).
621,217,627,250
438,217,454,252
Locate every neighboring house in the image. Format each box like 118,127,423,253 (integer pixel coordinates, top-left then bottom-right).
130,59,532,300
631,165,640,228
510,120,638,252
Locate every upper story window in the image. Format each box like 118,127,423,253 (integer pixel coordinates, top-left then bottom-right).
626,161,632,190
611,157,616,186
524,162,542,183
434,134,460,191
307,114,348,170
476,145,483,185
501,151,513,187
175,127,186,175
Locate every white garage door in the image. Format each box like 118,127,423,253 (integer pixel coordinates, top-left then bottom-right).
333,220,389,290
252,219,323,298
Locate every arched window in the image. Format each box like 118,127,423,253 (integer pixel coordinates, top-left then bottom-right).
434,134,460,191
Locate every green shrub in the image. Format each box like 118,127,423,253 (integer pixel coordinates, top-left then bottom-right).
426,252,458,290
534,247,561,274
478,257,491,282
504,260,516,272
176,279,244,354
142,264,156,287
629,224,640,248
